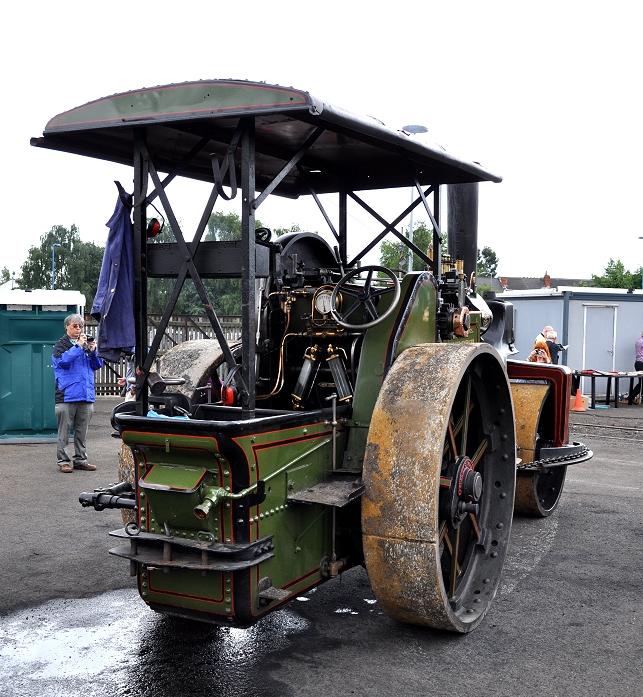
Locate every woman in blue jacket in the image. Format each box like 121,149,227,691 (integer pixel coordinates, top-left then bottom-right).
52,314,104,473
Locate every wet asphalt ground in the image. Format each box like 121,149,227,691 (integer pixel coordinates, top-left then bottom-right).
0,397,641,696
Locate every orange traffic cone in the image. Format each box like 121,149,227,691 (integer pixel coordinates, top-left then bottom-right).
571,388,586,412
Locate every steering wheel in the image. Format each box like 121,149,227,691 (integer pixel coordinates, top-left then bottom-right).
330,266,401,330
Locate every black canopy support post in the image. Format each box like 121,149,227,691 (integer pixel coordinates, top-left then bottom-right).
297,166,340,246
146,136,211,207
433,185,442,282
132,128,149,416
339,190,348,266
241,117,256,418
143,125,244,375
412,176,442,280
252,126,325,209
141,144,246,394
348,188,434,268
143,183,220,372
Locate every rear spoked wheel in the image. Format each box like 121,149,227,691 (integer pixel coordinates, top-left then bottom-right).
511,382,567,517
362,343,516,632
515,465,567,517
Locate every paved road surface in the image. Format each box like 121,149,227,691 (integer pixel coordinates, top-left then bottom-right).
0,398,641,696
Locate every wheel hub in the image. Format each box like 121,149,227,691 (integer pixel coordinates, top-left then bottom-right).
441,456,483,529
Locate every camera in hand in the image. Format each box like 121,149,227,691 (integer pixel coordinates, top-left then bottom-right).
86,336,94,343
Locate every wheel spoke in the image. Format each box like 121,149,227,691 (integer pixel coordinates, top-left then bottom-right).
364,299,379,321
371,285,395,297
470,438,488,470
447,418,459,459
460,375,472,454
341,301,362,320
448,528,460,597
451,400,474,442
468,512,481,539
439,520,448,543
339,287,361,299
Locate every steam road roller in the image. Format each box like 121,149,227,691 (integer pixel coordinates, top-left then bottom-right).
32,79,592,632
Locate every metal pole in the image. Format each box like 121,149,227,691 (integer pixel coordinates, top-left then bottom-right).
408,190,414,273
401,125,427,274
639,237,643,289
133,128,149,416
51,243,61,290
241,117,256,418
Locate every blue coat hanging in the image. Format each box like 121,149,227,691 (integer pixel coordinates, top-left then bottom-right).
91,195,136,363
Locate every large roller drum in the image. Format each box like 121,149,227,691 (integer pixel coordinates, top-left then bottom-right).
362,343,516,633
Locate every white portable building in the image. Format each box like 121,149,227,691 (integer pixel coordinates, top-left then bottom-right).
500,286,643,374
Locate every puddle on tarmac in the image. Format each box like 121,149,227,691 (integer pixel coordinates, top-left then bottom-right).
0,589,310,697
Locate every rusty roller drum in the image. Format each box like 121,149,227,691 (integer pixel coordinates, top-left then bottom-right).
156,339,241,402
362,343,516,633
511,382,567,517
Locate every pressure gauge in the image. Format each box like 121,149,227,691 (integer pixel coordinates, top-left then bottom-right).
314,289,335,315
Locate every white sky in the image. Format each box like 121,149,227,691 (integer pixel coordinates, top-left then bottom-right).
2,1,641,281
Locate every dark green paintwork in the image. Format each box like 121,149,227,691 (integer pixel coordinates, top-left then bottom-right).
234,422,346,615
122,418,346,621
344,273,437,465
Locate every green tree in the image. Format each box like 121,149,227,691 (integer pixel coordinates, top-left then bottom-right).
18,225,104,308
206,211,244,241
273,223,302,237
1,267,11,284
379,221,435,272
589,258,642,289
476,246,499,278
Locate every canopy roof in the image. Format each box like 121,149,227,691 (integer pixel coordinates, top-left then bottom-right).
31,79,501,197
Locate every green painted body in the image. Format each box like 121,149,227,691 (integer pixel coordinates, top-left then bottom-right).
121,417,346,623
111,271,456,625
34,80,509,627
